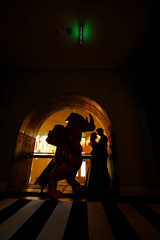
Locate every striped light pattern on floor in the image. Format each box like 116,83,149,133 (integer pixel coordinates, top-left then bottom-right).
0,198,160,240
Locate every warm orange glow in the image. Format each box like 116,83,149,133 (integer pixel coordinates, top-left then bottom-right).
29,107,112,187
29,158,52,184
34,135,56,153
30,134,91,184
81,136,91,153
11,94,113,191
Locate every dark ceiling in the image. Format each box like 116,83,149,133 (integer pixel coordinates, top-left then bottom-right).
0,0,158,71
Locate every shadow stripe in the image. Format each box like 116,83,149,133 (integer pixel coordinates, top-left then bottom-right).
0,196,5,201
37,201,73,240
146,203,160,215
102,201,140,240
117,202,160,240
131,202,160,232
0,199,31,224
0,200,45,240
9,200,58,240
63,201,88,240
0,198,19,211
87,202,114,240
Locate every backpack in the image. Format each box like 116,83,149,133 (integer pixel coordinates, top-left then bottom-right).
46,124,64,146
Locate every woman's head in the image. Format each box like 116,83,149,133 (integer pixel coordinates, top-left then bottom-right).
90,132,97,141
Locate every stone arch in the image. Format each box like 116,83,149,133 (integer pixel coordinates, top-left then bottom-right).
8,94,114,191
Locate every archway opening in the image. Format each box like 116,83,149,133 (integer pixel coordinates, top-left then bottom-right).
29,107,112,193
8,94,114,193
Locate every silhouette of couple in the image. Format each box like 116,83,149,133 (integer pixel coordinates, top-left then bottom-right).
87,128,111,200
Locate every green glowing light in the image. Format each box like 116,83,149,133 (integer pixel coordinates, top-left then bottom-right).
83,24,90,40
72,22,92,44
72,23,79,40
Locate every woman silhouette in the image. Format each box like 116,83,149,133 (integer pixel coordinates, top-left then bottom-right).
87,129,111,200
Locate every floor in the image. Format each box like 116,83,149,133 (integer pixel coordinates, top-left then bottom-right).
24,181,75,195
0,191,160,240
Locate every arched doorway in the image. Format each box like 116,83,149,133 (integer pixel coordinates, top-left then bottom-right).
8,94,114,192
29,107,112,193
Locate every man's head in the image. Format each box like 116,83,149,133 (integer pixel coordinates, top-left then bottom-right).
96,128,104,136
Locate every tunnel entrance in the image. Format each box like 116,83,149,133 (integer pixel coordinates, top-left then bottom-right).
8,94,114,193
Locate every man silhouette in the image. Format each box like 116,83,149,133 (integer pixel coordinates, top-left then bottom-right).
96,128,108,158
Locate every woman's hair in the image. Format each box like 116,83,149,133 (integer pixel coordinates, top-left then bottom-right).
90,132,97,141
